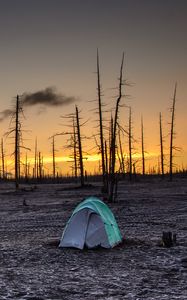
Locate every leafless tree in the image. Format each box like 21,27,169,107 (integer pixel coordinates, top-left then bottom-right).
159,112,165,177
24,152,29,180
109,53,124,202
72,117,78,178
96,49,106,190
34,137,38,179
5,95,29,188
52,135,56,178
169,83,177,181
118,124,126,174
1,138,5,179
109,115,113,177
76,105,84,186
55,110,84,182
128,106,133,180
141,116,145,175
104,140,109,186
15,95,21,188
38,151,42,180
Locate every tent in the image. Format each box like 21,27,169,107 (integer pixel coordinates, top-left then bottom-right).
59,196,122,249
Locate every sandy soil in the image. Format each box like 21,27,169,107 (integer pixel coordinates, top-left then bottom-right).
0,176,187,300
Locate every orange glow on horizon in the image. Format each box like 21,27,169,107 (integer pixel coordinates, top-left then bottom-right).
6,151,161,165
4,150,186,177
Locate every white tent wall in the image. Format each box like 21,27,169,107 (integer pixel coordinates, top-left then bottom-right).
59,208,89,249
85,213,110,248
59,208,110,249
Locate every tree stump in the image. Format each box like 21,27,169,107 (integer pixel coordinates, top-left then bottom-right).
162,231,176,247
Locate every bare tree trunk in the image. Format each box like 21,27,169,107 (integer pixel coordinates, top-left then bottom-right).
28,162,30,179
76,106,84,186
118,127,125,174
25,153,28,180
42,155,44,178
34,137,37,179
159,112,164,177
109,116,113,177
39,151,42,180
6,95,29,185
105,140,108,175
104,140,109,191
169,83,177,181
36,152,39,180
52,136,56,179
1,138,5,179
141,116,145,175
109,53,124,202
73,117,78,178
15,95,20,189
97,49,106,191
129,107,132,181
117,148,122,173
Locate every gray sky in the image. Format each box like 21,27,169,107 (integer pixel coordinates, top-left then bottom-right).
0,0,186,169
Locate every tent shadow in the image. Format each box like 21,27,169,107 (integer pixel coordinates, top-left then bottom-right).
45,238,117,251
44,237,150,251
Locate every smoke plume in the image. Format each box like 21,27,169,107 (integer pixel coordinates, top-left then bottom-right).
0,87,77,122
22,87,76,107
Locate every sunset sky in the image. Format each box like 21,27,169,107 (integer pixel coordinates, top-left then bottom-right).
0,0,186,175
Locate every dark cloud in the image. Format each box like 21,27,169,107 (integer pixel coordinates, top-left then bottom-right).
22,87,76,107
0,87,76,122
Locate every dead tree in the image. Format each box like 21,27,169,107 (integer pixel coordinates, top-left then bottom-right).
104,140,109,187
128,107,133,180
76,106,84,186
34,137,38,179
61,111,85,184
73,117,78,178
54,112,82,181
7,95,29,187
52,135,56,178
1,138,5,179
169,83,177,181
118,126,125,174
96,49,106,190
24,152,28,180
109,53,124,202
141,116,145,175
8,95,31,187
159,112,165,177
109,115,113,177
15,95,20,188
38,151,42,180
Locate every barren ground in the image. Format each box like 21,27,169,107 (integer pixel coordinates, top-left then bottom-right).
0,176,187,299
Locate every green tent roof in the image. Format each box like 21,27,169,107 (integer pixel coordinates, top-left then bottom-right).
71,196,122,247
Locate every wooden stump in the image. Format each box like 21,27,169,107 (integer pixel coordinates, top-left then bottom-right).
162,231,176,247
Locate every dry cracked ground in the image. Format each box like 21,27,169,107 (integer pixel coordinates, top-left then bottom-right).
0,176,187,300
